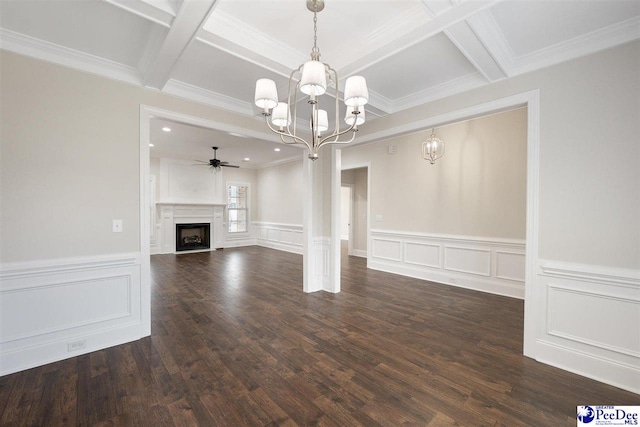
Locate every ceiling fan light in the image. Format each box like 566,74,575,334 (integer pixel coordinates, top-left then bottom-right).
345,106,365,126
271,102,291,127
255,78,278,109
300,61,327,97
344,76,369,107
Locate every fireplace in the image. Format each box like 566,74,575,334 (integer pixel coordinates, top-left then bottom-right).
175,223,210,252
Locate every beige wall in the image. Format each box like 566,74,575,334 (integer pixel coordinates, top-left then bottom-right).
343,108,527,239
351,41,640,269
2,40,639,270
255,159,304,225
0,50,271,263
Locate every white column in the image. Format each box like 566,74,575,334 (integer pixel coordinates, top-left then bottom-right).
302,147,342,293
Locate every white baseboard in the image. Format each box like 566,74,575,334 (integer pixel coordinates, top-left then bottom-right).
0,252,146,376
536,339,640,394
224,237,257,248
369,259,524,299
350,249,367,258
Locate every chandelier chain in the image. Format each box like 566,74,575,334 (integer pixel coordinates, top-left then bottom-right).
310,9,321,60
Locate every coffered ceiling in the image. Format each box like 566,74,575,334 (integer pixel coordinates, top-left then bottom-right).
1,0,638,165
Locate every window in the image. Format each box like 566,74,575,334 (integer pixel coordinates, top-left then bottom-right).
227,183,249,233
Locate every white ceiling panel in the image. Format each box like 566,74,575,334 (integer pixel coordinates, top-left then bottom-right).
212,0,426,62
490,0,640,57
171,40,289,107
1,0,638,142
150,118,303,168
0,0,166,68
360,32,479,100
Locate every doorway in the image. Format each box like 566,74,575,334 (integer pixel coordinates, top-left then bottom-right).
340,166,368,259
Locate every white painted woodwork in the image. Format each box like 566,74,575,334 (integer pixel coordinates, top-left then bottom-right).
1,0,637,120
158,203,225,254
0,253,144,376
369,229,526,298
537,260,640,394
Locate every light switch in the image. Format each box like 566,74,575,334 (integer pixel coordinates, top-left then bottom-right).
112,219,123,233
375,214,383,222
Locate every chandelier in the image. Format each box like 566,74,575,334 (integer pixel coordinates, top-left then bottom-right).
254,0,369,160
422,128,445,164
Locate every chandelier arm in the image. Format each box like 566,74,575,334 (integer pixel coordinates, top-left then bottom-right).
319,129,356,147
318,117,358,146
327,65,340,135
264,116,310,148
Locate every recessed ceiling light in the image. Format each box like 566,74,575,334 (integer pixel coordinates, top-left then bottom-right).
243,157,250,162
274,148,281,152
149,143,154,147
229,132,245,138
162,127,171,132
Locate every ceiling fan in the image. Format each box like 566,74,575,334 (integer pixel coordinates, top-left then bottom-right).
194,146,239,170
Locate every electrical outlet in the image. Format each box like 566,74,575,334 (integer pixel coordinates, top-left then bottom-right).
449,278,457,284
112,219,123,233
67,339,86,352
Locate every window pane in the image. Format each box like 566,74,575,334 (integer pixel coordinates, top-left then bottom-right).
227,184,249,233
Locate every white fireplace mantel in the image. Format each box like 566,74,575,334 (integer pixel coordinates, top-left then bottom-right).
158,203,226,253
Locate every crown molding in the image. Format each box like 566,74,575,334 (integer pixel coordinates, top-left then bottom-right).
254,153,304,170
162,78,254,116
0,28,142,85
512,15,640,76
390,72,487,113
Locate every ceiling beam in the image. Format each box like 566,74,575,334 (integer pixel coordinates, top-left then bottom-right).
143,0,218,90
102,0,175,28
336,0,504,79
443,21,507,82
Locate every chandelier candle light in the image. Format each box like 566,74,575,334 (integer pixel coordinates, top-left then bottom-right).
422,128,445,164
254,0,369,160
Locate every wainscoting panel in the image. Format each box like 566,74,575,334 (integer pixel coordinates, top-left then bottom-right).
404,242,440,269
368,230,525,298
0,253,145,376
371,238,402,262
444,246,491,277
537,260,640,393
254,222,303,254
496,251,526,282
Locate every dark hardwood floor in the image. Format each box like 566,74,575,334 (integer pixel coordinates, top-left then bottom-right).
1,245,637,426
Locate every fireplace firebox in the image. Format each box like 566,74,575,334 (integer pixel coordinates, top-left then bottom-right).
175,223,210,252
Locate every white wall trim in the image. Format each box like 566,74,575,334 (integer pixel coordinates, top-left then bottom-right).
536,259,640,394
0,28,142,86
540,260,640,288
254,221,303,255
536,339,640,395
1,253,145,376
368,230,525,299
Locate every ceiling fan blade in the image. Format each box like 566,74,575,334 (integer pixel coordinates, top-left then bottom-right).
220,161,229,165
221,164,240,168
